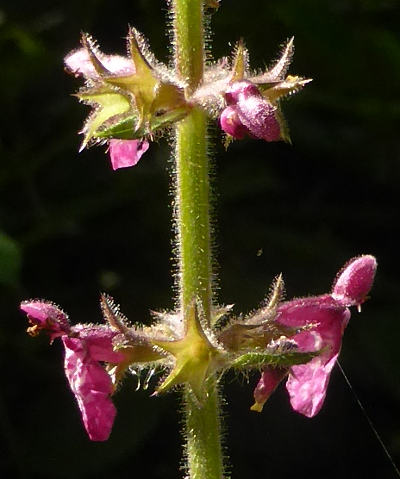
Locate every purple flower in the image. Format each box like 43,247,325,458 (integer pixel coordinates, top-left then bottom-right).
20,300,125,441
253,255,377,417
109,139,150,170
220,81,281,142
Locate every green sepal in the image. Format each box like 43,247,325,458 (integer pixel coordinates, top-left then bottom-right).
95,106,190,140
103,28,186,130
231,349,320,370
251,37,295,86
152,302,221,401
259,75,312,103
99,293,165,387
210,304,234,327
80,34,112,77
230,40,248,82
275,105,292,144
77,89,131,149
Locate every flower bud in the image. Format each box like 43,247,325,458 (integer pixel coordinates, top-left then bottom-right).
332,255,377,307
221,81,281,142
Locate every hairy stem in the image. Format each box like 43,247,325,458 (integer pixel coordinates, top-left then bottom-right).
183,379,223,479
175,109,212,319
172,1,224,478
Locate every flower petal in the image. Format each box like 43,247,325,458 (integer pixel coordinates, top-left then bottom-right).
222,81,281,142
236,95,281,141
109,139,149,170
20,300,70,340
276,295,350,417
220,105,250,139
63,337,116,441
65,48,135,79
332,255,377,307
72,324,125,363
276,295,350,340
286,353,338,417
251,368,287,412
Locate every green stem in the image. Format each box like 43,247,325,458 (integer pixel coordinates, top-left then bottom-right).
184,379,223,479
175,109,212,319
172,1,224,478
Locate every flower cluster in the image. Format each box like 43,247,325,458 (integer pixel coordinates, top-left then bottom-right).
64,31,310,169
64,29,189,169
20,255,376,440
252,255,377,416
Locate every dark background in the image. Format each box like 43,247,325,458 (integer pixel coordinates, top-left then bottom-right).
1,0,399,477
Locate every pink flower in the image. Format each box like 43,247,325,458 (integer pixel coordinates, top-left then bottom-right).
64,46,135,79
220,81,281,142
252,368,287,412
108,139,150,170
253,255,377,417
63,333,123,441
20,300,70,341
20,300,124,441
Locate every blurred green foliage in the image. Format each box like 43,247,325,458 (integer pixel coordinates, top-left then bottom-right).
1,1,399,477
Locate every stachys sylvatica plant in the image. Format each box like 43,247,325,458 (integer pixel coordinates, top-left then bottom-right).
20,1,377,477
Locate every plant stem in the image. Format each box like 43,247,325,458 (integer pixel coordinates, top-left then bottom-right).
175,109,212,319
172,1,224,478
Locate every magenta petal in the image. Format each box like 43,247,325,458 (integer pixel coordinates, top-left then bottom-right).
220,105,250,139
225,81,260,104
63,337,116,441
332,255,377,307
72,325,125,363
236,95,281,142
222,81,281,142
109,139,150,170
286,353,339,417
276,295,350,343
276,295,350,417
20,300,70,340
253,368,287,411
